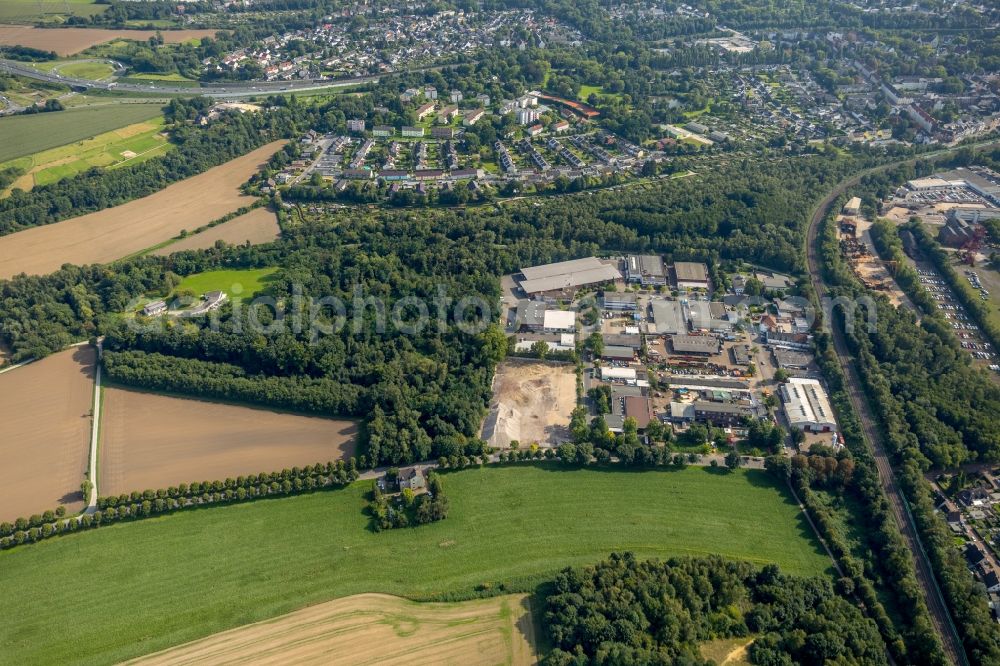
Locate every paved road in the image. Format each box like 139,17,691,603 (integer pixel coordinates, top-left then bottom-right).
0,58,380,98
0,91,25,115
804,152,982,665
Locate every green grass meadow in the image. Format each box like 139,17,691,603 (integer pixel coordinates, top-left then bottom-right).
57,60,115,80
0,0,105,22
171,267,279,299
0,465,831,664
1,115,169,189
0,103,164,163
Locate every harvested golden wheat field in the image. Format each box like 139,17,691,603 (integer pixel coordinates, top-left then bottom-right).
0,25,219,56
0,346,94,522
99,387,358,496
0,141,285,279
152,206,281,256
128,593,537,666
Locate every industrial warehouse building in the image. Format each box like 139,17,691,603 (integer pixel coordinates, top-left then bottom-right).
673,261,710,289
650,300,686,335
781,378,837,432
669,334,721,355
603,291,637,311
515,302,576,332
517,257,622,300
601,345,636,362
625,254,667,286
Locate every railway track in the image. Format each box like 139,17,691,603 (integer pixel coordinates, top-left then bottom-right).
805,164,969,665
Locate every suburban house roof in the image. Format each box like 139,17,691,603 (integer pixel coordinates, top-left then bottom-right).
966,543,987,566
983,570,1000,590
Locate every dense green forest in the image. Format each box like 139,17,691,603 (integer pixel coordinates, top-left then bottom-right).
543,552,886,665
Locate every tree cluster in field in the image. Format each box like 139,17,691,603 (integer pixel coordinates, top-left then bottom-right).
8,98,63,116
814,193,1000,664
0,165,24,191
0,46,57,62
789,451,855,490
543,552,887,666
0,461,358,551
367,471,448,531
103,350,364,416
509,340,576,363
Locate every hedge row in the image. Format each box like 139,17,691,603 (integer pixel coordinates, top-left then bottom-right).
0,461,359,551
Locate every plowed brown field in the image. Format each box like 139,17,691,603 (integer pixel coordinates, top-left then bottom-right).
99,387,357,495
152,206,280,256
0,141,285,279
0,346,94,522
128,593,537,666
0,25,219,56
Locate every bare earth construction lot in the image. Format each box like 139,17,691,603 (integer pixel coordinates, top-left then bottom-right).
482,360,576,448
99,387,358,495
0,347,94,522
0,141,285,279
0,25,219,56
152,206,281,256
129,593,536,666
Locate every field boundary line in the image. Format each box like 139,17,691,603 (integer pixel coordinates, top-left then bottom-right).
86,340,102,513
0,357,35,374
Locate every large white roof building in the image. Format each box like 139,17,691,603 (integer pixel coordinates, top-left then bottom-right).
518,257,622,296
781,378,837,433
543,310,576,332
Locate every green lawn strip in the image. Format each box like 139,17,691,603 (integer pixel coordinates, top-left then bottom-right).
0,465,832,665
169,267,279,300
